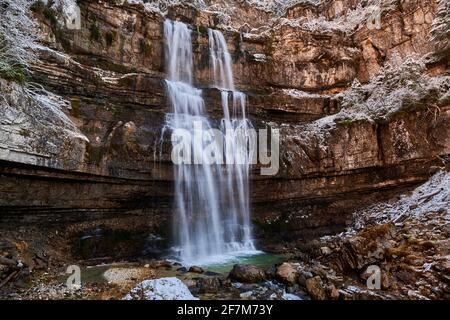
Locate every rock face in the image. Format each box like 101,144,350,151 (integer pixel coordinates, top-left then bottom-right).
123,277,198,300
305,276,329,300
0,0,449,260
284,171,449,300
229,264,266,283
275,262,298,285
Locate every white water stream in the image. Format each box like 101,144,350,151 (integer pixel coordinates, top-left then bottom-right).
164,20,258,265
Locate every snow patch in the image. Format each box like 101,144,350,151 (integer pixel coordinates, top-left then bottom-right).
282,88,330,99
353,171,450,229
123,277,198,300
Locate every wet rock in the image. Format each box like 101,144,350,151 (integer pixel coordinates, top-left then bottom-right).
275,262,298,285
320,247,332,256
298,270,314,287
229,264,266,283
151,260,173,269
195,277,221,294
238,281,286,300
0,257,16,266
305,276,328,300
327,284,340,300
176,267,187,272
283,292,302,300
124,277,198,300
265,265,277,279
338,224,395,271
188,266,204,274
204,271,220,277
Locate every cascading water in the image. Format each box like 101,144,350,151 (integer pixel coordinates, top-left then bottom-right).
208,28,254,252
163,19,257,265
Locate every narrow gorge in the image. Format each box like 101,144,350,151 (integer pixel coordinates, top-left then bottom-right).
0,0,449,300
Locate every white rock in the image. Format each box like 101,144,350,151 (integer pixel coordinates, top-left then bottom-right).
282,292,302,300
123,277,198,300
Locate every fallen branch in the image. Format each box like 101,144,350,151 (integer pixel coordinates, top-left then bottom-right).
418,189,442,204
0,257,16,266
0,270,19,289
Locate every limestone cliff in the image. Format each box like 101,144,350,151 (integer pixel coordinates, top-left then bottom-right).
0,0,448,260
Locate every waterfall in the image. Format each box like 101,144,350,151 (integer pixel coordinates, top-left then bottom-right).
163,19,257,265
208,28,254,252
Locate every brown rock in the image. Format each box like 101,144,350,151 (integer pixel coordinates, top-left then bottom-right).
276,262,298,285
195,277,221,294
306,276,328,300
229,264,266,283
188,266,204,274
327,284,340,300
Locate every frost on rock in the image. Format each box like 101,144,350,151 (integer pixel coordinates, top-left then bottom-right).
0,0,38,82
353,171,450,229
45,0,80,25
282,88,330,99
335,57,450,124
0,79,88,167
430,0,450,54
245,0,321,15
274,0,398,34
125,0,207,15
123,277,198,300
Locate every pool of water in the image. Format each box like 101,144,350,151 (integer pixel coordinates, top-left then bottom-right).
201,252,284,275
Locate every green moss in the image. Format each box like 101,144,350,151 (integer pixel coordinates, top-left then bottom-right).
70,99,81,117
0,64,26,84
109,105,121,118
43,7,58,26
90,23,101,42
105,31,116,47
87,145,106,166
139,38,152,55
30,0,46,14
37,1,71,50
19,128,31,138
196,25,208,34
336,118,355,126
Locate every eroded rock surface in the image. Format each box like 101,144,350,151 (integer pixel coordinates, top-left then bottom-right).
0,0,448,296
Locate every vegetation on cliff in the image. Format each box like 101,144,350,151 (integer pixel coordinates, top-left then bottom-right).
0,0,37,83
431,0,450,55
336,58,450,124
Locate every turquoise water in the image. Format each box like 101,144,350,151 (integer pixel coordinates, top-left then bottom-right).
201,252,284,275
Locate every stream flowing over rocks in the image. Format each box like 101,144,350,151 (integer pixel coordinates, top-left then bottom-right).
0,0,449,300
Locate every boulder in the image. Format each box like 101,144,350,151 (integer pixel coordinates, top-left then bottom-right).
188,266,204,274
275,262,298,285
305,276,328,300
320,247,332,256
195,277,221,294
298,270,314,287
229,264,266,283
123,277,198,300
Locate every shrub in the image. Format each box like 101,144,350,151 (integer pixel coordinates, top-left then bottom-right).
0,0,37,83
335,57,450,123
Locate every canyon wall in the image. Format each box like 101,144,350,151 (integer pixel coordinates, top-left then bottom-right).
0,0,448,257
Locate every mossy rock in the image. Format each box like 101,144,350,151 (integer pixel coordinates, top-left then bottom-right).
0,65,26,84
